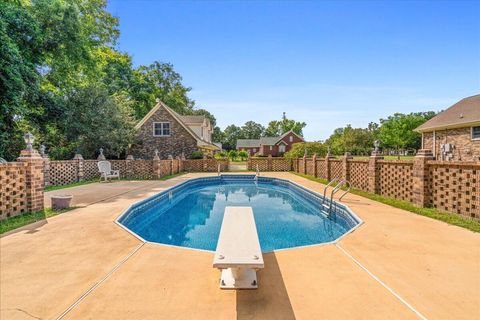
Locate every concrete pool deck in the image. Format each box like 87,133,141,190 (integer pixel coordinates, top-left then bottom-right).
1,172,479,319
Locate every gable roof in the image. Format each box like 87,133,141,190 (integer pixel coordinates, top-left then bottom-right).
277,129,304,142
259,137,280,145
135,101,220,150
236,139,261,148
415,94,480,132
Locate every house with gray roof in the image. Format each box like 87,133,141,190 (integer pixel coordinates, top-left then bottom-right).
236,130,304,156
415,94,480,161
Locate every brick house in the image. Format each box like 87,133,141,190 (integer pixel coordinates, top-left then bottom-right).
236,130,304,156
132,101,220,159
415,94,480,162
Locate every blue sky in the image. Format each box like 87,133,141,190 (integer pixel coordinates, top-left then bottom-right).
107,1,479,141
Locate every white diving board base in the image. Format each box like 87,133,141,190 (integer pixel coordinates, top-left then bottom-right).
213,206,264,290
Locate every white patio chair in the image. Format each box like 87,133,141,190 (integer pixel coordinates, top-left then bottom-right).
97,161,120,182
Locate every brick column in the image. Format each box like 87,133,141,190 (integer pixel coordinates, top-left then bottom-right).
43,155,50,187
73,153,84,181
153,152,161,178
412,149,434,207
268,155,273,171
312,154,317,177
302,155,307,174
368,151,384,194
342,152,353,182
126,158,133,179
178,157,183,172
17,149,44,213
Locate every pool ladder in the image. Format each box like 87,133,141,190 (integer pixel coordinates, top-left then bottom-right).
322,178,351,216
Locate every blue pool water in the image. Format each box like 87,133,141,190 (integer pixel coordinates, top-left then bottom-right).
118,176,361,252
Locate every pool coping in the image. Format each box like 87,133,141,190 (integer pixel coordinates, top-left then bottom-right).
114,174,364,254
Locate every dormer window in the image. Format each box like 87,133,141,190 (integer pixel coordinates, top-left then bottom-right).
153,122,171,137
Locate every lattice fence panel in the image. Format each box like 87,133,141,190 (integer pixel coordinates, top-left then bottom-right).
183,160,203,172
131,160,154,179
378,161,413,202
0,163,27,219
292,159,298,172
330,160,343,180
271,159,290,171
160,161,172,176
49,161,78,185
428,162,479,219
172,160,179,174
316,160,327,179
349,160,369,191
84,160,99,179
110,160,128,178
249,158,269,171
306,159,315,176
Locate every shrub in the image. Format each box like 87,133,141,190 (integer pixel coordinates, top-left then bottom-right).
238,150,248,161
228,150,238,161
214,151,227,160
190,151,204,159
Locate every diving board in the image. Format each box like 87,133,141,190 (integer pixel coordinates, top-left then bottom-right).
213,206,264,289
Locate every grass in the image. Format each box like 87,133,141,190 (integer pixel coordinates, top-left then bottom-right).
0,207,76,235
291,172,480,233
230,161,247,165
45,179,98,192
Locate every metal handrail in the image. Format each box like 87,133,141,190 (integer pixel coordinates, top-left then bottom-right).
256,164,260,177
338,180,351,201
322,178,339,203
218,164,221,176
328,180,346,209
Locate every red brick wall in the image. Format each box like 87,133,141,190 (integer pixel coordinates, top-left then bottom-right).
423,127,480,162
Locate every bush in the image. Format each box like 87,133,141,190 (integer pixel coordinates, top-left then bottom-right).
189,151,204,159
214,151,227,160
284,142,327,159
238,150,248,161
228,150,238,161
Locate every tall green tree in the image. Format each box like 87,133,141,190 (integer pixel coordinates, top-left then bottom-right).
379,112,436,158
0,2,44,160
222,125,244,150
264,116,306,137
241,121,264,139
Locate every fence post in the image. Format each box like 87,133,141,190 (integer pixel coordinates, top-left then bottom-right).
126,156,133,179
302,155,307,174
368,150,383,194
310,154,316,177
247,155,251,171
42,153,50,187
342,152,353,182
153,150,161,178
73,153,84,182
412,149,434,208
17,147,44,213
268,155,273,171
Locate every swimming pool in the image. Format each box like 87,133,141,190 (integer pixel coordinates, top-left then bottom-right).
117,175,362,252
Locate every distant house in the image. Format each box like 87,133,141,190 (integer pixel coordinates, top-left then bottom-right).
133,101,220,159
415,94,480,162
236,130,304,156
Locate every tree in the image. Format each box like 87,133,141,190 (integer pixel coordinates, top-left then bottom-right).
264,116,306,137
222,125,244,150
324,125,376,155
241,121,264,139
379,112,436,158
0,2,44,160
284,142,327,159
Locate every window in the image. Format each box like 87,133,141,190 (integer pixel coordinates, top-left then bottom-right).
253,148,256,153
153,122,170,136
472,126,480,140
289,136,293,142
269,146,273,151
279,145,286,153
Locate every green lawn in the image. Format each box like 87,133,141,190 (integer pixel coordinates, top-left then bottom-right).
0,207,76,235
291,172,480,233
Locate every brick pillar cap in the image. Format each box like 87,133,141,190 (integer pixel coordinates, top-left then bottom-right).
73,153,84,160
17,149,42,160
126,155,134,160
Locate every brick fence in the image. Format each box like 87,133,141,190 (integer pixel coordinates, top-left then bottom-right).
292,151,479,219
0,149,229,220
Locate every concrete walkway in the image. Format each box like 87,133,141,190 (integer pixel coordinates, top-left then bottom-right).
1,173,479,319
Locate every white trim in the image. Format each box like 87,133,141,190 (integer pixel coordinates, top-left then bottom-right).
433,130,436,156
152,121,171,137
